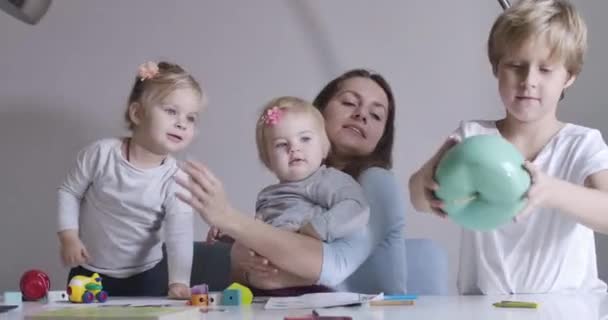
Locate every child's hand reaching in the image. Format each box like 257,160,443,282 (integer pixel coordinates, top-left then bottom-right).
168,283,191,300
412,135,461,217
58,230,90,267
514,161,557,222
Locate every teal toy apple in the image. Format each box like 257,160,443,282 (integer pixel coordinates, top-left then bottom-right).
434,135,531,230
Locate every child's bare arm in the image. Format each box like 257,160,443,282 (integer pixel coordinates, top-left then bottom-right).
559,172,608,234
520,163,608,234
408,165,436,213
409,136,460,215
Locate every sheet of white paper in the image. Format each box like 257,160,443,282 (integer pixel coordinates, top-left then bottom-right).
264,292,378,310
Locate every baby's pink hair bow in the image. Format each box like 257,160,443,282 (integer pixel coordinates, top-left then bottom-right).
263,106,282,125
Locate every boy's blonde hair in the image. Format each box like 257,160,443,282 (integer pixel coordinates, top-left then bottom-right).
488,0,587,76
255,96,330,170
125,61,205,130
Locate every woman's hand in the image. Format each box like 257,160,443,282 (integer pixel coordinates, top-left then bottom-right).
247,271,291,290
175,160,234,228
231,241,287,289
205,227,221,244
231,242,316,289
231,241,278,277
249,268,315,290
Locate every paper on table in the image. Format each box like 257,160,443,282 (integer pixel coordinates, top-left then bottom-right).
264,292,378,310
38,298,186,309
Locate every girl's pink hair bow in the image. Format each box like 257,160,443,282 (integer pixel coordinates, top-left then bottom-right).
137,61,159,81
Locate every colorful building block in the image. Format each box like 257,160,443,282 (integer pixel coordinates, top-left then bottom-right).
221,289,240,306
189,284,209,306
226,282,253,305
208,292,222,306
45,290,69,303
190,294,208,306
3,291,22,309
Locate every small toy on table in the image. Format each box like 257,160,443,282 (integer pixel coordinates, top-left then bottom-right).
45,290,69,303
221,289,240,306
67,273,108,303
2,291,22,310
222,282,253,305
188,284,209,306
20,269,51,301
208,292,222,306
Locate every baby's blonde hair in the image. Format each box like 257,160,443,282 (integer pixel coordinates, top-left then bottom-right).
255,96,330,170
125,61,205,130
488,0,587,76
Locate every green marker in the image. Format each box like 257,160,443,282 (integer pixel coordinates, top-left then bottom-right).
493,300,538,309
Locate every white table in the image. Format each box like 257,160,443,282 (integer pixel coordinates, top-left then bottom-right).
2,294,607,319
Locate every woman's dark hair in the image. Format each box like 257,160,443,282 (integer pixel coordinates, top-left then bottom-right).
313,69,395,177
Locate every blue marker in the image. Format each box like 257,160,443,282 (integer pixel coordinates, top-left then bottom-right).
384,294,418,301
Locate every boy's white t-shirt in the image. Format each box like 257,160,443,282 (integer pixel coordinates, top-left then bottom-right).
454,120,608,294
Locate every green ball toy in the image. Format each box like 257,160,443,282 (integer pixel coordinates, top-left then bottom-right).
434,135,531,231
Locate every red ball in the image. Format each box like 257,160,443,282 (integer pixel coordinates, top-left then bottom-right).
20,270,51,301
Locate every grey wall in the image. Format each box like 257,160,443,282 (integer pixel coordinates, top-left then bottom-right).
0,0,606,293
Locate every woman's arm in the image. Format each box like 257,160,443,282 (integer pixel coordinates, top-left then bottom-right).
230,242,296,289
234,230,374,289
176,161,323,281
223,213,323,281
177,161,404,288
346,167,408,294
238,167,409,290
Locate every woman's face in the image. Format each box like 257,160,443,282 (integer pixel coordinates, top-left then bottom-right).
322,77,389,159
